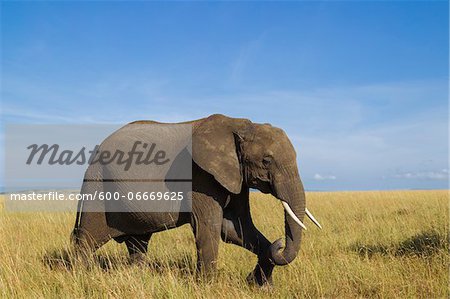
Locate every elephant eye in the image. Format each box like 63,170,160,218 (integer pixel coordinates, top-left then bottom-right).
262,156,272,167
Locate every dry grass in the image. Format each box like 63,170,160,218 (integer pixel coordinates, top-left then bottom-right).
0,190,448,298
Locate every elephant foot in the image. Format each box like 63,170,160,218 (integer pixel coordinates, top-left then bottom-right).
129,252,147,265
195,270,218,283
246,264,273,287
195,260,219,281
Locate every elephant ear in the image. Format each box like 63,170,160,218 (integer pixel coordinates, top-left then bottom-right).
192,114,244,194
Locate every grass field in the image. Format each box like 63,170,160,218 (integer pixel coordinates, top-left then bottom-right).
0,190,448,298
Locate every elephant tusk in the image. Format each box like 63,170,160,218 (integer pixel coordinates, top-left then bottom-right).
281,201,307,230
305,208,322,229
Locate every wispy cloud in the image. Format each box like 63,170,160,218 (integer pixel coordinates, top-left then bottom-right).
229,33,266,85
1,73,198,124
313,174,336,181
393,169,449,181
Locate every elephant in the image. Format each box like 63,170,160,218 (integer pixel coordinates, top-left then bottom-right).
71,114,321,286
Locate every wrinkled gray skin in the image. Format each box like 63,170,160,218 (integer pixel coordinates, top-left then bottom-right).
72,114,306,286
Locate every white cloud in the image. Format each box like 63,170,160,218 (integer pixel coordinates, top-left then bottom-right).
394,169,449,181
313,174,337,181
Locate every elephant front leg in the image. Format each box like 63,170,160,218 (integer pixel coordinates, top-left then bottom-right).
191,198,223,277
244,229,274,286
194,226,221,276
222,215,274,286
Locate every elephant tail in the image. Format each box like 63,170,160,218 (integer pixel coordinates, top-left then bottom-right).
71,162,103,245
70,196,84,244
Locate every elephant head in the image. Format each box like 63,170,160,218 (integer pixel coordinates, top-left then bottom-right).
193,114,321,266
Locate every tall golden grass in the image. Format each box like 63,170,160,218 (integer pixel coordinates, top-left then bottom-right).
0,190,447,298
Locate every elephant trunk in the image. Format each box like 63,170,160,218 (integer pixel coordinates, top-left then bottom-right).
269,170,306,266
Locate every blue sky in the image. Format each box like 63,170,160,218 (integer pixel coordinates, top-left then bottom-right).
1,1,448,191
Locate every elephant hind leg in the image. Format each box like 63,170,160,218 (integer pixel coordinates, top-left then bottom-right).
72,212,122,259
124,233,152,263
73,168,121,257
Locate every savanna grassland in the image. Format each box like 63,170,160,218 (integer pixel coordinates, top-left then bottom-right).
0,190,448,298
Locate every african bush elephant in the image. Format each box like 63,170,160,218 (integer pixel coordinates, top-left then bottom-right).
71,114,321,286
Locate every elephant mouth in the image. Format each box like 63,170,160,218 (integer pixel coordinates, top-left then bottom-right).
249,178,272,194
